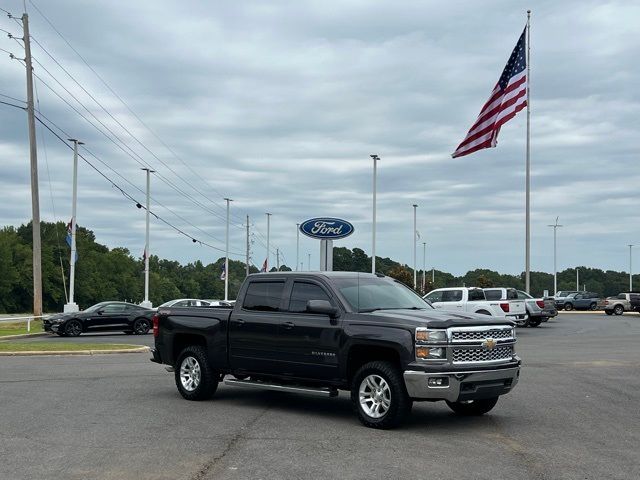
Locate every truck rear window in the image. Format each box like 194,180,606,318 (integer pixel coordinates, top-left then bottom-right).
243,281,285,311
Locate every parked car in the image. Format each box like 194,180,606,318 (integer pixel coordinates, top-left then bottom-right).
562,292,601,311
203,300,235,307
482,288,529,326
554,291,580,310
43,301,155,336
425,287,527,323
157,298,212,308
152,272,521,429
514,290,557,327
599,292,640,315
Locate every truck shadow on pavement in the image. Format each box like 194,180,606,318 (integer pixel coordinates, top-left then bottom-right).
201,386,503,432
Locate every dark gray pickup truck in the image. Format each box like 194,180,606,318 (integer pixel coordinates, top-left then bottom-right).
152,272,521,429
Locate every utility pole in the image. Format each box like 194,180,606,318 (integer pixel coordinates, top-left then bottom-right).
64,139,83,313
296,223,300,271
370,154,379,274
276,248,280,271
266,213,271,272
224,198,232,301
245,215,250,277
576,268,579,292
300,262,303,271
432,267,435,287
140,168,154,308
629,245,634,291
422,242,426,293
23,13,42,318
412,204,418,290
547,217,563,295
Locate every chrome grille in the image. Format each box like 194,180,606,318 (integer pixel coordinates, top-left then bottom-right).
451,329,512,342
452,345,514,364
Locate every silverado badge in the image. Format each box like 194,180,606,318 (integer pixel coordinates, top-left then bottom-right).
482,338,497,350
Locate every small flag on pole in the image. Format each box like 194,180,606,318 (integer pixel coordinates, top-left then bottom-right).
220,263,226,281
260,258,268,273
142,248,147,261
66,218,78,261
452,27,527,158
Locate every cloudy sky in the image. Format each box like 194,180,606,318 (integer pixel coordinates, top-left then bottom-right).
0,0,638,276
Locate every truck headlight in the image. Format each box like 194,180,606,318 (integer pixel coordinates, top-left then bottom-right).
415,328,447,343
416,346,445,360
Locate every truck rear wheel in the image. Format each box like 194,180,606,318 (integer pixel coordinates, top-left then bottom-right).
613,305,624,315
175,346,218,401
351,361,412,429
446,396,499,416
528,318,542,327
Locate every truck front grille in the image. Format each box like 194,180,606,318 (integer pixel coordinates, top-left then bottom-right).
451,328,512,342
452,345,514,364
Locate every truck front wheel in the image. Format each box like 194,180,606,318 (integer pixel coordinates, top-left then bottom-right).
351,361,412,429
446,396,499,416
175,346,218,401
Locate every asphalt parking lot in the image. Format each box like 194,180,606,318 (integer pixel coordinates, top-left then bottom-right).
1,313,639,480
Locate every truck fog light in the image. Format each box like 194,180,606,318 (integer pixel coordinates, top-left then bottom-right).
428,377,449,387
416,347,444,359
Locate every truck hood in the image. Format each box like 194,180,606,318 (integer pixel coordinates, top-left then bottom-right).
367,308,514,328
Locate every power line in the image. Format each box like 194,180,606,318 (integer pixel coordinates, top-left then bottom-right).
33,112,244,257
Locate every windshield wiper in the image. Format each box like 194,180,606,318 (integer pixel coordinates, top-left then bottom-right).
359,306,425,313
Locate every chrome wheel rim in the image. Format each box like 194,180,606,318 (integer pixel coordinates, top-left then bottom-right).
179,356,201,392
359,374,391,419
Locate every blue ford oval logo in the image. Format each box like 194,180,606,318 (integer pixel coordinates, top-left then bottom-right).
300,218,354,240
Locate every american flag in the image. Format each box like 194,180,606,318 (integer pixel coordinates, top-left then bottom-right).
452,27,527,158
260,258,268,273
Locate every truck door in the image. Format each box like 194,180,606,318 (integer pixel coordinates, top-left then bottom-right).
276,280,342,380
228,280,286,374
441,289,464,311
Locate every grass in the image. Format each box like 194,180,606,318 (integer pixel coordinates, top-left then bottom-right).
0,342,144,352
0,320,44,337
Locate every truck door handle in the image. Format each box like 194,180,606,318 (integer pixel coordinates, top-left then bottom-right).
282,322,295,330
232,319,245,326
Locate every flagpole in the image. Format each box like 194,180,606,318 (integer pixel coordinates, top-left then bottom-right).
224,198,232,301
525,9,531,293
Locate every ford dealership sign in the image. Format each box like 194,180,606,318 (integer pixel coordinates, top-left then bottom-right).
300,218,354,240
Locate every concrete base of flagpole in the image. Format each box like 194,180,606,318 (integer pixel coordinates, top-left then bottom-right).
63,302,79,313
140,300,153,309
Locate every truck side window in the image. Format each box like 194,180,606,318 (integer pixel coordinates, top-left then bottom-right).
243,281,285,311
288,282,332,313
483,290,501,300
425,291,442,303
468,289,486,301
442,290,463,302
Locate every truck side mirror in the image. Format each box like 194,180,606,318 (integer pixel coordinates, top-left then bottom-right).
306,300,338,318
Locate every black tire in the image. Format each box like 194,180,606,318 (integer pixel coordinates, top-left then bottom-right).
351,361,412,429
132,318,151,335
528,318,542,327
174,346,218,401
605,310,613,316
446,396,499,416
476,310,491,316
64,319,82,337
613,305,624,316
564,303,573,311
589,303,597,311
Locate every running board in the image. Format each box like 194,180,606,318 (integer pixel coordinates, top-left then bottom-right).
224,378,338,397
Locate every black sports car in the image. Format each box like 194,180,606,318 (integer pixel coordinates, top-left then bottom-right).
43,302,155,337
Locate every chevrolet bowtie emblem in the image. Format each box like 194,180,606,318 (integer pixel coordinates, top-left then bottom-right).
482,338,497,350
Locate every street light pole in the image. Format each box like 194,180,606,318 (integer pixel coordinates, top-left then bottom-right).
422,242,426,293
547,217,563,295
412,204,418,290
296,223,300,271
308,253,311,271
629,245,634,291
64,138,83,313
224,198,232,301
576,268,579,292
370,154,379,274
266,213,271,272
141,168,154,308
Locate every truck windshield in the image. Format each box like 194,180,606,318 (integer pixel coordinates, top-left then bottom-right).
332,275,432,312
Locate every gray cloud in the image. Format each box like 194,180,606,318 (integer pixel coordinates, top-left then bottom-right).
0,0,638,281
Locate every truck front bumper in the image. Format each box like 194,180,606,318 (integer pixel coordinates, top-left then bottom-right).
403,365,520,402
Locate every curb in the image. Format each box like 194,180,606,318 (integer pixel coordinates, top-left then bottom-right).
0,332,50,341
0,346,150,356
557,310,606,315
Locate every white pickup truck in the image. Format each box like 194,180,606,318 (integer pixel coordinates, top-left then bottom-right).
424,287,527,324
